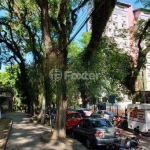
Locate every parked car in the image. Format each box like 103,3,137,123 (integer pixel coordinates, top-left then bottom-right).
81,108,92,117
76,108,92,118
91,110,105,118
51,109,57,119
76,109,86,118
66,111,82,130
90,112,102,118
45,108,56,120
71,118,121,148
95,110,105,114
102,111,115,122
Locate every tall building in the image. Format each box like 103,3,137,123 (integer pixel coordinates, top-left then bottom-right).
87,2,150,92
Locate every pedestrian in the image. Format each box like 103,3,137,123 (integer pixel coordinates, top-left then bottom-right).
20,106,22,112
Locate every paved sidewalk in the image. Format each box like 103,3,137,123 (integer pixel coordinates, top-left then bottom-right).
3,112,88,150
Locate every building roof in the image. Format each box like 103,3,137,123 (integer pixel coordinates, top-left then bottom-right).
117,1,131,7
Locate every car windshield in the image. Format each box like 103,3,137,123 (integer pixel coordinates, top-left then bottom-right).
82,108,90,111
91,119,113,128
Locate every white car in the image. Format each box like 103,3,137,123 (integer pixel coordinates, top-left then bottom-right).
81,108,92,117
103,111,115,122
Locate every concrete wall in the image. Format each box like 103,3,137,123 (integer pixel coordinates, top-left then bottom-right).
105,101,132,116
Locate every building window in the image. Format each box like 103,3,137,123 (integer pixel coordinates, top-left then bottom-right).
118,5,124,9
113,14,118,21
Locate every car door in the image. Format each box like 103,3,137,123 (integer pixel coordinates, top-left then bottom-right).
82,120,93,139
73,113,82,125
66,113,73,129
73,120,84,140
66,113,82,129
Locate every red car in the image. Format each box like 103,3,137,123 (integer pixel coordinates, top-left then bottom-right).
66,111,82,130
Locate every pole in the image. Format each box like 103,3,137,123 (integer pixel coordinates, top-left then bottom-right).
117,105,118,116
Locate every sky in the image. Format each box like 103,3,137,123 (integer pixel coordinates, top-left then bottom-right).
123,0,143,9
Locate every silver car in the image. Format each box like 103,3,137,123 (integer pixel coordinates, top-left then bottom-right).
72,118,121,148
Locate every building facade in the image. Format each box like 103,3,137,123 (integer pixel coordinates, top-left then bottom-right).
87,2,150,92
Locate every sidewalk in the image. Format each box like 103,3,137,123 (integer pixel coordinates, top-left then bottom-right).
3,112,88,150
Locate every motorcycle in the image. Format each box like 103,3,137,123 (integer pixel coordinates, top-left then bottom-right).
106,136,142,150
114,116,128,130
133,126,150,137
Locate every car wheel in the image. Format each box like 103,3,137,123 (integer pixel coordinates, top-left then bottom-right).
85,138,92,148
71,132,75,139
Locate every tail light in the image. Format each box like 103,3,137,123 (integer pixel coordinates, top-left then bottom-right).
94,131,103,137
116,129,121,135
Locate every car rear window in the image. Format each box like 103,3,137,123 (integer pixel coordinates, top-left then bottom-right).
91,119,113,128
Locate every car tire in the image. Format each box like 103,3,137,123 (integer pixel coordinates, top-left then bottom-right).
85,138,92,149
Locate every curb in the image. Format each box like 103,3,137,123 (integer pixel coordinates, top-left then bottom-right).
0,119,13,150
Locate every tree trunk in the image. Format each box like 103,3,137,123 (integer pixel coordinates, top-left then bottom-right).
41,95,46,124
81,91,87,108
36,0,53,125
51,78,67,140
83,0,116,63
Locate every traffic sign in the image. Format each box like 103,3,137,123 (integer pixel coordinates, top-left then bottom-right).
109,95,115,103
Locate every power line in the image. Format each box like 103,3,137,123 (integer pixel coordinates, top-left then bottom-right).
63,0,104,50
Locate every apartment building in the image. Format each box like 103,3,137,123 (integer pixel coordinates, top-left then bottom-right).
87,2,150,92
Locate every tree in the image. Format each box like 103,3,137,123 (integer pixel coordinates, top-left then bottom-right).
68,31,132,107
82,0,117,63
0,65,21,109
127,6,150,101
136,0,150,7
